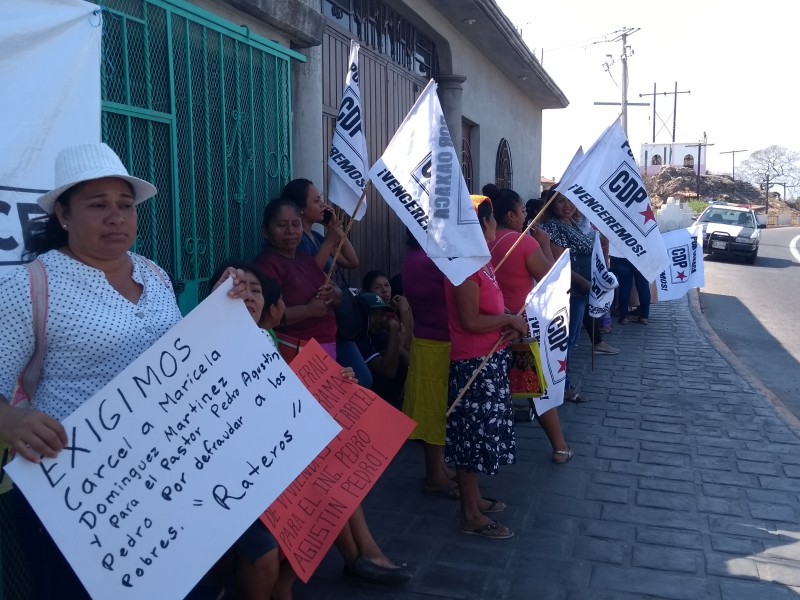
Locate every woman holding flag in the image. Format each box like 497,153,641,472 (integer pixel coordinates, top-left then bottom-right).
445,195,528,540
253,198,411,585
281,178,373,388
486,187,574,464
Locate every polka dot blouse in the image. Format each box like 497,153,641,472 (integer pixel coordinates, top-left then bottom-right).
0,250,182,421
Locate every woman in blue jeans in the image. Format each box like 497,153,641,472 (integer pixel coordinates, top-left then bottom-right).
611,254,651,325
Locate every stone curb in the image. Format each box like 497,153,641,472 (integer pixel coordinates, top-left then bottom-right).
689,287,800,436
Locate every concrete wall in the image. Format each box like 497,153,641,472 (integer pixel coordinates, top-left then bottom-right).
641,142,707,177
386,2,545,201
195,0,293,47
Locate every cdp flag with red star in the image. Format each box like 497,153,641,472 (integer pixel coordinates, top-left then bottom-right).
523,250,572,414
557,119,669,283
656,226,704,301
327,41,369,220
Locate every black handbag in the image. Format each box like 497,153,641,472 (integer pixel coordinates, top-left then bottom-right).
571,253,592,296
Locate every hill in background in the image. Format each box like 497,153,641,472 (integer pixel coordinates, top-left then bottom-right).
646,166,798,217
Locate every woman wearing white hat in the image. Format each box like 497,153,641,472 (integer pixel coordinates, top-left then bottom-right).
0,143,246,598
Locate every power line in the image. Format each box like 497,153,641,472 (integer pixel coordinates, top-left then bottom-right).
719,149,748,182
638,82,690,143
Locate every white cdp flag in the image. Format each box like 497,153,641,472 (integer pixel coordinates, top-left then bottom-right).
557,119,669,283
523,251,572,415
588,233,618,317
368,79,489,285
0,0,101,265
656,226,704,301
327,41,369,220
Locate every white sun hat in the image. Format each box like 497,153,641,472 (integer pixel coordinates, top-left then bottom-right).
37,142,158,214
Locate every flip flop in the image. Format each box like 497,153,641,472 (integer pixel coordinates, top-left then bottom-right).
461,520,514,539
423,485,460,500
552,447,574,464
565,390,590,403
480,497,506,513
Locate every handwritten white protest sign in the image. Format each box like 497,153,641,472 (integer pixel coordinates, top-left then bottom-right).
6,282,341,599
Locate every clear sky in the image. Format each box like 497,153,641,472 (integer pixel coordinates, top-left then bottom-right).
495,0,800,184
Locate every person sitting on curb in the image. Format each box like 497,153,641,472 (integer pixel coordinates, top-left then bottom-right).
355,292,407,409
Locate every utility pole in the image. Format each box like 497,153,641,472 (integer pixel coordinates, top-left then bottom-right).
638,82,691,142
592,28,646,136
719,149,747,184
760,170,784,217
695,134,714,202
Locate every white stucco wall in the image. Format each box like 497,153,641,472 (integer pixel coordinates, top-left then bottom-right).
393,3,546,200
641,142,707,177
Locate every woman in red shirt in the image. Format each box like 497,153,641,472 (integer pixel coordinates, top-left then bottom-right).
445,195,527,540
487,187,573,464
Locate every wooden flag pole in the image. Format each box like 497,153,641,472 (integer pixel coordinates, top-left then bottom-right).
445,336,506,417
323,185,369,288
493,193,558,272
445,301,528,417
445,191,562,417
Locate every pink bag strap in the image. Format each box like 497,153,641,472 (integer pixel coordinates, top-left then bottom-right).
15,259,48,404
138,255,171,290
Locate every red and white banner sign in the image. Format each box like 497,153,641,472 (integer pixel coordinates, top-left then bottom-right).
263,341,416,582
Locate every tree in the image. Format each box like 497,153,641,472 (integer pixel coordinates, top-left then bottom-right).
739,145,800,197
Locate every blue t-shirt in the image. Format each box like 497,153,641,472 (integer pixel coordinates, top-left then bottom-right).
297,230,333,273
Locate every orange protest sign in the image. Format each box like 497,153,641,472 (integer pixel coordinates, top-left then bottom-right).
260,340,416,582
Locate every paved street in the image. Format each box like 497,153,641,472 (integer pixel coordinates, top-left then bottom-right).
296,293,800,600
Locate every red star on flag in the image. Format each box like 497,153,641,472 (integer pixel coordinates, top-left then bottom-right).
676,271,687,281
557,359,567,373
640,204,656,224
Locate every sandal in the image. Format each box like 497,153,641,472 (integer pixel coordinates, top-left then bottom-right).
552,447,574,464
564,388,589,403
480,497,506,513
461,520,515,539
618,316,631,325
637,317,649,325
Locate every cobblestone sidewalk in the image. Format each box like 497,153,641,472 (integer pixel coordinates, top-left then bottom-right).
296,294,800,600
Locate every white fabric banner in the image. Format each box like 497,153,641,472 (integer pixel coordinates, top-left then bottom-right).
588,233,618,317
368,79,489,285
523,251,572,414
556,119,669,283
656,225,704,301
327,41,369,220
0,0,102,265
560,146,584,183
7,282,341,599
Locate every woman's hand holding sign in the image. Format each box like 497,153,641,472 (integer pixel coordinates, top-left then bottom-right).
0,400,67,462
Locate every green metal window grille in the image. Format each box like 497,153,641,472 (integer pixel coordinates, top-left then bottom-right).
94,0,304,311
